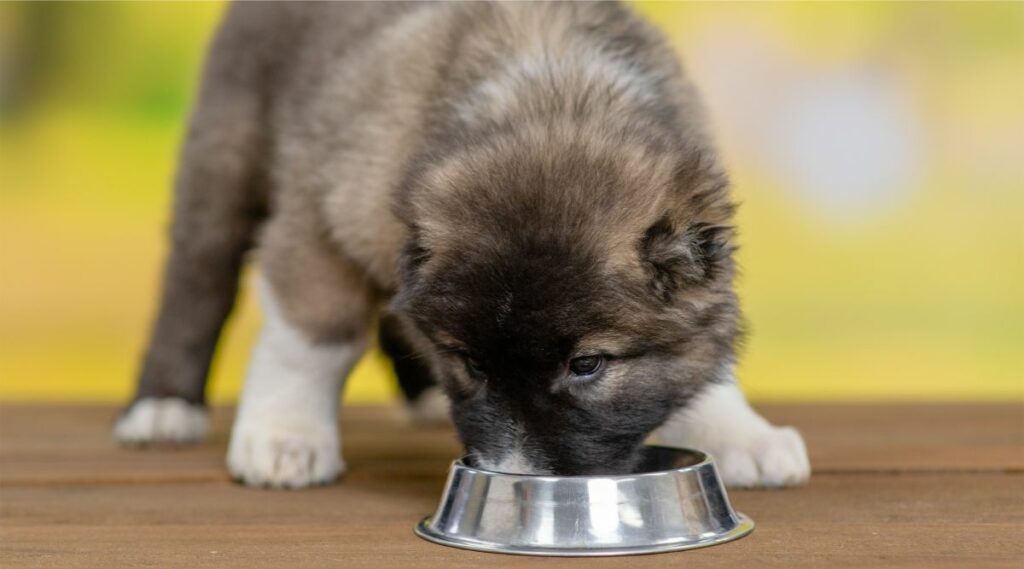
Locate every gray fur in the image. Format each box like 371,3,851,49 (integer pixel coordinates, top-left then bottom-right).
128,1,740,475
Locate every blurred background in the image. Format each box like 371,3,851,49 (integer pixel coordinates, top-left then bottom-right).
1,2,1021,405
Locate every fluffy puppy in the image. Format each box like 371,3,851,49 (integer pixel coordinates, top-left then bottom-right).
115,1,810,489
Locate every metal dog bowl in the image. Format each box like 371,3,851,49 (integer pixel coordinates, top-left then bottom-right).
415,446,753,556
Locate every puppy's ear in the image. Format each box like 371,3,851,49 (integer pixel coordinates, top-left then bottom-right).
639,216,733,302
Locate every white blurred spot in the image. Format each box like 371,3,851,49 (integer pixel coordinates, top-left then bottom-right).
689,26,923,222
776,71,921,218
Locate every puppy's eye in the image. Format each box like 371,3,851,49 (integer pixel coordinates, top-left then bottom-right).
568,355,604,377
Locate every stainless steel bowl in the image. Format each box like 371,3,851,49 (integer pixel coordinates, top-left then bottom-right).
415,446,753,556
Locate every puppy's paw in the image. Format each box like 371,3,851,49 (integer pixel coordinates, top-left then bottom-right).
227,422,343,489
114,397,208,446
713,425,810,488
656,382,811,488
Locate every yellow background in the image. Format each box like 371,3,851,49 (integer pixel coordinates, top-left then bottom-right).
1,2,1021,403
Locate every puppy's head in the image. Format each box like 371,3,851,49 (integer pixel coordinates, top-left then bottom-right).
395,129,739,474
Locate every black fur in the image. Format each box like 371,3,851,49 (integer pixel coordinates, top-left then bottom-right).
402,221,718,473
378,314,437,403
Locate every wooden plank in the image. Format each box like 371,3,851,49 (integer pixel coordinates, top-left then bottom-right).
1,404,1022,485
1,404,1023,568
758,403,1024,472
2,474,1021,569
0,405,461,486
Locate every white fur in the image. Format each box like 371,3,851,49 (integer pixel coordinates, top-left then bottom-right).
655,378,811,488
226,278,364,489
474,431,549,475
114,397,208,445
475,447,547,475
406,386,451,425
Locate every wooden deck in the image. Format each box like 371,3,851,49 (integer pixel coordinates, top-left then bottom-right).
1,403,1022,568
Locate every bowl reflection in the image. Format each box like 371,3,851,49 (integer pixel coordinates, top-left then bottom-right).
415,446,753,556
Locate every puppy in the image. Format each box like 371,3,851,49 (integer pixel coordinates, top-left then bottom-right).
115,1,810,489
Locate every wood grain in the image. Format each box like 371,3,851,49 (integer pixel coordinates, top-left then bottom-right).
1,403,1022,568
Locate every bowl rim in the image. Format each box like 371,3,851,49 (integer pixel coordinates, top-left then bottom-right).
415,513,754,557
451,445,714,481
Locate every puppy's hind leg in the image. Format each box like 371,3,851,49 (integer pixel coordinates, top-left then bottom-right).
379,313,449,425
227,216,374,489
655,369,810,488
115,18,268,446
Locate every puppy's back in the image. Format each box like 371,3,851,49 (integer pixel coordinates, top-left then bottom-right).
204,1,715,290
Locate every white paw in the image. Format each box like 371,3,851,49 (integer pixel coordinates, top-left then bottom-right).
114,397,208,445
655,381,811,488
227,422,343,489
406,386,451,425
711,425,810,488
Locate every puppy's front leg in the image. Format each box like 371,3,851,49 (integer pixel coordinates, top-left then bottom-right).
225,205,376,489
227,277,367,489
656,371,810,488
